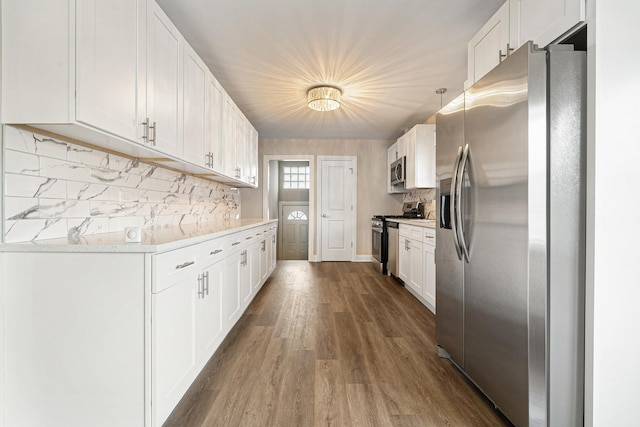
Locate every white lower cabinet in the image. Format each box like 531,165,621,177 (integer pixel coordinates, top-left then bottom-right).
0,221,277,427
152,263,199,426
423,229,436,313
198,258,225,364
398,223,436,314
151,223,279,425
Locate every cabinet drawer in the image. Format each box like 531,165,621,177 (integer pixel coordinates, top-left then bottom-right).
153,245,199,293
198,235,232,266
423,228,436,246
400,224,422,240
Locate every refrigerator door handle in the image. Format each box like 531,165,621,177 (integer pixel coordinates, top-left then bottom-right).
450,146,464,260
456,144,471,263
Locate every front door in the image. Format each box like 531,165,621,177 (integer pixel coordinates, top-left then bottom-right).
319,158,356,261
280,204,309,260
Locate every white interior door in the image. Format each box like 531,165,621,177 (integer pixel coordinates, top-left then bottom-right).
280,204,309,260
319,158,356,261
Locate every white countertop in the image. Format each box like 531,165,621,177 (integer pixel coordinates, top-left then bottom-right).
388,218,436,228
0,219,277,254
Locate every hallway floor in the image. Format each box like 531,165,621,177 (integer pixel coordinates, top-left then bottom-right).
164,261,510,426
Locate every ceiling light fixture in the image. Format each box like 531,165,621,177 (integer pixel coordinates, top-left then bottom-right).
307,86,342,112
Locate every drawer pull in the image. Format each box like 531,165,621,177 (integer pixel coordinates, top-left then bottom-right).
232,241,241,246
175,261,195,270
210,249,223,255
425,235,434,239
245,236,253,240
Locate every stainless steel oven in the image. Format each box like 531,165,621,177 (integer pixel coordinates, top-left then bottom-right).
371,217,385,273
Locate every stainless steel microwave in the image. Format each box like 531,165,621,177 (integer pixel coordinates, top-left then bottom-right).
390,156,406,186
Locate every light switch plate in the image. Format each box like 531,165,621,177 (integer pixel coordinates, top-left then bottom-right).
124,227,142,243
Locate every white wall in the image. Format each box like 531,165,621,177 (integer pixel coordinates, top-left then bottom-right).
241,138,403,258
585,0,640,425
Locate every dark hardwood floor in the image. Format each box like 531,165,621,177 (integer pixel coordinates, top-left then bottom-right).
164,261,510,427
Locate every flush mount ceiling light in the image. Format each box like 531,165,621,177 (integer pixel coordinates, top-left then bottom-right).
307,86,342,112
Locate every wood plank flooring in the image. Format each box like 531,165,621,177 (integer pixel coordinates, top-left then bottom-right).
164,261,511,427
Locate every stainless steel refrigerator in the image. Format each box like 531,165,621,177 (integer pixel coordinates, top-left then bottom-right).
435,42,586,427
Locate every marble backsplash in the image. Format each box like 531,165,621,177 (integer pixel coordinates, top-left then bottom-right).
404,188,436,219
2,126,240,243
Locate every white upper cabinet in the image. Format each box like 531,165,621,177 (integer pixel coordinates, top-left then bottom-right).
223,98,239,179
206,74,226,172
405,124,436,189
75,0,146,143
146,0,183,157
466,1,516,88
466,0,585,88
248,124,259,187
517,0,585,49
182,43,208,166
2,0,259,188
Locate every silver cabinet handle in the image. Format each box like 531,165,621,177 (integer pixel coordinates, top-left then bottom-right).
425,235,434,239
149,121,157,145
141,118,150,143
197,274,204,299
210,249,223,255
246,236,253,240
322,214,328,218
261,241,266,252
232,241,241,246
204,271,209,296
499,43,514,63
175,261,194,269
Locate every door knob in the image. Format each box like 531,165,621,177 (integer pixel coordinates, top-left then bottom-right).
322,214,328,218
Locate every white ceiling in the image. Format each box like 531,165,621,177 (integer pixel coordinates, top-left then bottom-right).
156,0,504,140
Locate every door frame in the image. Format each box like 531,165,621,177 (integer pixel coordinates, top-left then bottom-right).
262,155,316,261
317,156,357,262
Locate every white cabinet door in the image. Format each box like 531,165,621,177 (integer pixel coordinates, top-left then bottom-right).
197,259,225,367
224,247,242,328
207,74,225,172
249,239,262,295
248,124,259,187
269,230,277,272
466,1,512,87
408,238,424,296
182,43,208,166
399,236,411,285
405,129,417,189
423,241,436,313
223,98,239,178
146,0,183,157
405,124,436,189
239,246,253,309
76,0,145,144
152,273,198,426
518,0,585,48
259,236,269,286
